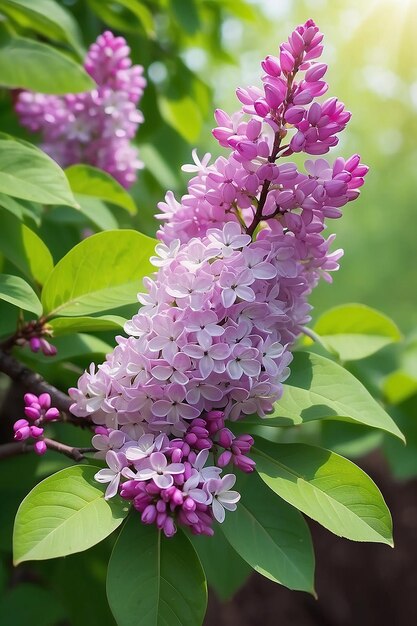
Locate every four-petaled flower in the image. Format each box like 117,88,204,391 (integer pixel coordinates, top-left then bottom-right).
133,451,184,489
205,474,241,523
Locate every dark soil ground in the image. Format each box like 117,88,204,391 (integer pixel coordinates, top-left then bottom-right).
204,452,417,626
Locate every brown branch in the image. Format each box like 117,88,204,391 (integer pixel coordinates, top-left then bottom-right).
0,349,89,428
0,438,95,462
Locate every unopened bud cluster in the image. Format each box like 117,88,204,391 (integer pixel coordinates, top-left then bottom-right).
13,393,59,455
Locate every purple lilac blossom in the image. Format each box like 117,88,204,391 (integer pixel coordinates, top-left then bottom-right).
69,19,368,537
15,31,146,188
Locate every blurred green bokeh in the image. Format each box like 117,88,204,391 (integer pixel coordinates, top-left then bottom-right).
201,0,417,331
134,0,417,331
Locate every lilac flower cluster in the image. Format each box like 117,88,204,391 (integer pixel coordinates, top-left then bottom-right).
69,20,368,536
15,31,146,188
13,393,59,455
94,410,248,536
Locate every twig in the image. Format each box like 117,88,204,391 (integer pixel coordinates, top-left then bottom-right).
0,438,95,462
0,349,89,428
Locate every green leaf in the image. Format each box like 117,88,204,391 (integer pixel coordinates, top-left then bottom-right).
0,274,42,316
252,439,393,545
220,473,315,593
48,199,119,231
158,95,202,142
87,0,154,36
13,465,129,564
0,134,78,207
0,193,40,223
171,0,200,34
0,34,94,93
66,165,137,215
41,230,156,317
383,370,417,405
0,583,67,626
1,0,84,57
0,212,53,285
242,352,404,441
307,304,402,361
49,315,126,336
190,530,252,601
107,518,207,626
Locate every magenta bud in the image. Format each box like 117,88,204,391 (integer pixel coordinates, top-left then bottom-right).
206,410,224,421
24,393,38,405
171,488,183,506
95,426,109,435
183,497,196,512
156,499,166,513
156,512,167,529
264,84,284,109
30,426,44,438
13,419,29,431
218,428,234,449
234,454,256,473
280,49,295,73
44,408,60,421
163,517,176,538
29,337,41,352
141,504,157,524
218,450,233,467
246,118,262,141
305,63,327,82
254,98,270,117
171,448,183,463
195,438,212,451
34,440,47,455
14,426,31,441
261,55,281,77
185,433,197,446
24,406,41,420
41,340,57,357
38,393,51,409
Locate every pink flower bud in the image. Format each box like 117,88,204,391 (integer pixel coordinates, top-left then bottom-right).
34,440,47,455
264,84,284,109
24,406,41,420
217,450,233,467
30,426,44,438
305,63,327,82
24,393,38,405
163,516,176,537
280,49,295,73
29,337,41,352
13,419,29,431
141,504,157,524
217,428,234,449
233,454,256,473
261,55,281,77
183,497,196,512
38,393,51,409
14,426,31,441
44,408,60,421
254,98,270,117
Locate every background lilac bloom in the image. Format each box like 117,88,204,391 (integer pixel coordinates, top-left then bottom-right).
15,31,146,188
